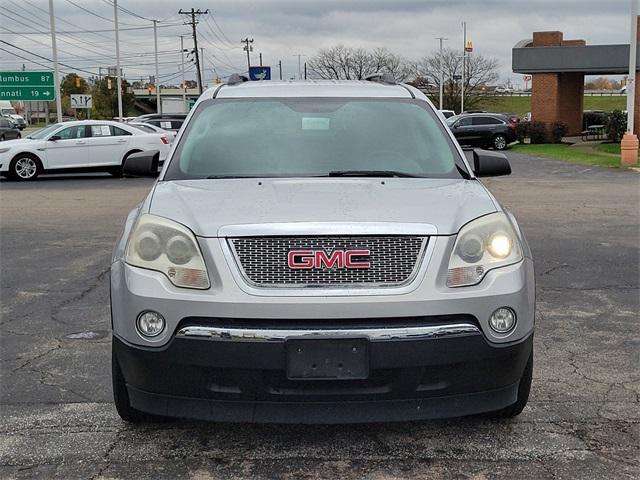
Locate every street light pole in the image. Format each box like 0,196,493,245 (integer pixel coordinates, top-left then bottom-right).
180,35,187,111
435,37,448,110
461,21,466,114
113,0,123,120
48,0,62,123
621,0,639,165
153,19,161,114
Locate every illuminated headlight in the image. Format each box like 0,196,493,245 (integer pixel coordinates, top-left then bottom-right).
126,214,210,289
447,213,523,287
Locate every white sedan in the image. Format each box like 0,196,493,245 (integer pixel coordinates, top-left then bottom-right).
128,122,177,143
0,120,170,181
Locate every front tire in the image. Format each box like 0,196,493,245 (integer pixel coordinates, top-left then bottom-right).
492,134,508,150
0,135,5,141
486,351,533,418
9,154,41,181
112,342,166,423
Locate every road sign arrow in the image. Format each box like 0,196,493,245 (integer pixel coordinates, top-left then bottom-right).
43,91,51,97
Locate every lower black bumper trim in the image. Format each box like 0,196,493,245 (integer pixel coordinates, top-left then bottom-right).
127,383,519,424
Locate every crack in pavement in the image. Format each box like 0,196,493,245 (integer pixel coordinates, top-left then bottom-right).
50,265,110,326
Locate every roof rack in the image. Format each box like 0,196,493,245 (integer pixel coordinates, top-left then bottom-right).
364,72,397,85
227,73,249,86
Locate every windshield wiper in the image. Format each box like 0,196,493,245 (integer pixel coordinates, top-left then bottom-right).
327,170,421,178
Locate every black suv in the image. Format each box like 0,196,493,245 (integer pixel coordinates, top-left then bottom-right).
446,113,516,150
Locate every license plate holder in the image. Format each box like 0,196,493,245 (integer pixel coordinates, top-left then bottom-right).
286,338,369,380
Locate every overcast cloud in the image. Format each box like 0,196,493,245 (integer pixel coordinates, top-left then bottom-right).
0,0,633,86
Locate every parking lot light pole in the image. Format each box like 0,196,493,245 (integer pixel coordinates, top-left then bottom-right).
113,0,123,121
153,20,161,114
461,22,467,114
436,37,448,110
180,36,187,111
48,0,62,123
621,0,639,166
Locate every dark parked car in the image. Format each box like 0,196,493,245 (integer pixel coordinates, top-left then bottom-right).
133,113,186,132
446,113,516,150
0,117,21,141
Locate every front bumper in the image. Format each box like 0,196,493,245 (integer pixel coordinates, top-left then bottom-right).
114,327,533,423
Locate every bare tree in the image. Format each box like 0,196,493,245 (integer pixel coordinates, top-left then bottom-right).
414,48,499,112
308,45,412,81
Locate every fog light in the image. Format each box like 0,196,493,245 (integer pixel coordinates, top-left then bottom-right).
489,307,516,334
136,310,165,337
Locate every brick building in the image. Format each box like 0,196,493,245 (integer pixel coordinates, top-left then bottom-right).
513,26,640,137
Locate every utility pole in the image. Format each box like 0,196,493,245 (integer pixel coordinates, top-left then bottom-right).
435,37,448,110
113,0,123,120
461,21,466,114
278,60,282,80
241,38,254,72
621,0,639,165
304,62,307,80
179,8,208,95
48,0,62,123
259,52,263,66
153,19,161,114
293,54,306,80
180,35,187,111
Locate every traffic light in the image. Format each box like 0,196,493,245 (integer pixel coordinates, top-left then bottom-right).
75,77,81,88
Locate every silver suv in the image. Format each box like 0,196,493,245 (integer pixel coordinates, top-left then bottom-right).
111,75,535,423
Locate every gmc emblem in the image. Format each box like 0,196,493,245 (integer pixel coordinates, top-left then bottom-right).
287,249,371,270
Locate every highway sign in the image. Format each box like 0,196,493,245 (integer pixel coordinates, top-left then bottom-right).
71,94,92,109
0,71,54,87
249,66,271,81
0,71,56,101
0,86,56,101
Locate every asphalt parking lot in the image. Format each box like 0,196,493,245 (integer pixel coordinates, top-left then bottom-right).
0,153,638,479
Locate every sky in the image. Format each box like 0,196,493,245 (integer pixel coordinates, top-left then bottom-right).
0,0,634,88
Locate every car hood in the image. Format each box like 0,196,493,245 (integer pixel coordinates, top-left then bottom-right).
149,178,498,237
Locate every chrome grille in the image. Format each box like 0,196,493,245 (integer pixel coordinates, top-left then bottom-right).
229,236,427,288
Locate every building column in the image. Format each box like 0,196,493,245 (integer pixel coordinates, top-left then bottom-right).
530,31,585,136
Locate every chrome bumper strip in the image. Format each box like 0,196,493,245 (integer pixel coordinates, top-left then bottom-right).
176,323,480,342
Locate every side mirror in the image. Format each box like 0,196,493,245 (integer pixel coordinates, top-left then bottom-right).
48,135,61,141
473,149,511,177
123,150,160,177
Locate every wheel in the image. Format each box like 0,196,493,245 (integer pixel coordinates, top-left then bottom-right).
486,351,533,418
17,133,21,139
9,154,41,181
112,342,166,423
492,134,508,150
0,135,5,141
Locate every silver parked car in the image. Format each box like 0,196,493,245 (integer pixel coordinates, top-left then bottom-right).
111,75,535,424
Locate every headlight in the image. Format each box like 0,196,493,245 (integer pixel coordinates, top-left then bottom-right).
447,212,523,287
125,214,210,289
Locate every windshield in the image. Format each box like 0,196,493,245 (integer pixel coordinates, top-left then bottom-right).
26,124,61,139
446,115,460,126
1,108,17,116
164,98,466,180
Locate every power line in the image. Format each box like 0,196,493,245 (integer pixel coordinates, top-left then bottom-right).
102,0,153,22
63,0,145,27
209,12,235,47
0,39,99,76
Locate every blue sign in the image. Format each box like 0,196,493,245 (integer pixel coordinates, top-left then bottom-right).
249,66,271,81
